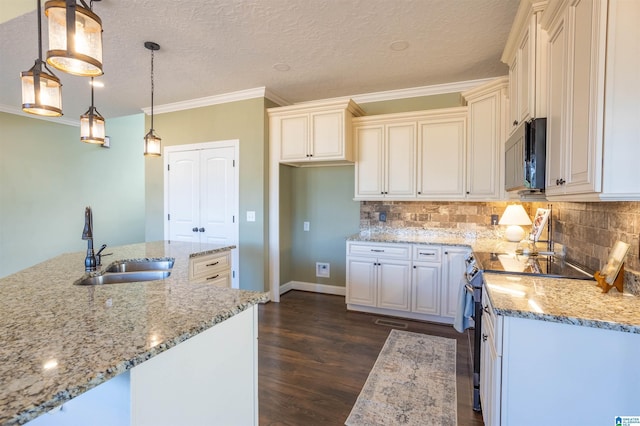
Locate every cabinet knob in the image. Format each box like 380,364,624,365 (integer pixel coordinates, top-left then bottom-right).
413,265,417,269
199,227,205,232
483,305,489,313
418,191,421,195
513,120,518,126
466,191,470,195
559,178,566,185
192,227,198,232
482,334,488,342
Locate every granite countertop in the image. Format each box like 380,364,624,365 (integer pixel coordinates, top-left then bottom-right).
484,272,640,334
347,229,510,253
348,228,640,335
0,241,269,426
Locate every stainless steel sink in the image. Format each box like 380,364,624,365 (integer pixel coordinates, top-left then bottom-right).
74,270,171,286
106,259,175,273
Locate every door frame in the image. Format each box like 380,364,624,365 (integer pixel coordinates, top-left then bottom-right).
163,140,240,288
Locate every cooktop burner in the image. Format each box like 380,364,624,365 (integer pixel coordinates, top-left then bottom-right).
472,251,594,280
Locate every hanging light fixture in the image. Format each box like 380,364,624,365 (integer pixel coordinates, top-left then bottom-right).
21,0,63,117
80,78,105,144
45,0,103,77
144,41,161,157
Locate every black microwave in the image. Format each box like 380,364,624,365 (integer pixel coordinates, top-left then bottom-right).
504,118,547,192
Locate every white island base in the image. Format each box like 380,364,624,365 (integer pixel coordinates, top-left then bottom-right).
28,305,258,426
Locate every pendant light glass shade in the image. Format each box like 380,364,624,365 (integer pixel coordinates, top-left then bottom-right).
143,41,161,157
21,61,63,117
144,130,161,156
21,0,63,117
80,79,105,144
45,0,103,77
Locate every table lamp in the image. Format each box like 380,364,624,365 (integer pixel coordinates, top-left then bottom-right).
499,204,532,242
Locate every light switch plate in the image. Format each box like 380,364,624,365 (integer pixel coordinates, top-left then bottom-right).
304,221,310,231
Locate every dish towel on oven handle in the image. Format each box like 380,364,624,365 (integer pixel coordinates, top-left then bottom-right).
453,276,474,333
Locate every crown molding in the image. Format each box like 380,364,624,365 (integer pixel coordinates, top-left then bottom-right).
142,86,290,115
348,78,498,104
0,103,80,126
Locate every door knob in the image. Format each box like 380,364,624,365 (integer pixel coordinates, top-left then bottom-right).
192,227,198,232
199,227,205,232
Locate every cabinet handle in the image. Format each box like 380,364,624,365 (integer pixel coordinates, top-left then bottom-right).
513,120,518,126
199,227,205,232
371,249,385,252
192,227,198,232
420,252,435,256
206,261,220,267
206,274,220,281
559,178,566,185
482,334,488,342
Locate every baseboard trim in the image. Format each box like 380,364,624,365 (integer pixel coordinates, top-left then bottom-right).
279,281,346,296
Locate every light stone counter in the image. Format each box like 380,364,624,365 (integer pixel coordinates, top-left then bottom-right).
484,272,640,334
0,241,269,426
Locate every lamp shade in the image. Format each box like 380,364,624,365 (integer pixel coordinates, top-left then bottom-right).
499,205,532,242
45,0,103,77
80,108,105,144
21,64,63,117
144,130,161,156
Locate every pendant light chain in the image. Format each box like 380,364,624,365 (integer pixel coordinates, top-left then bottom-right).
150,47,155,131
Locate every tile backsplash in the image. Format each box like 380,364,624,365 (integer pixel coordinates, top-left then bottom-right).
360,200,640,275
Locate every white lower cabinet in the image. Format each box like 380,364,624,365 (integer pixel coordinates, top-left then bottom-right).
346,241,468,324
480,289,640,425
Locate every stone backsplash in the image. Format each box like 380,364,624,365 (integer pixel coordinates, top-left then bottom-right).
360,200,640,293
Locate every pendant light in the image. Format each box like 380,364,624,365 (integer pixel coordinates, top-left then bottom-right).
45,0,103,77
80,78,105,144
144,41,161,157
21,0,63,117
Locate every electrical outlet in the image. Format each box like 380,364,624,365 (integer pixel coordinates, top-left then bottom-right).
379,212,387,222
304,221,310,231
246,211,256,222
316,262,330,278
491,214,499,225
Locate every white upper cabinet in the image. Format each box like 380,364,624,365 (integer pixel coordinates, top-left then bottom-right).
462,78,509,200
354,114,417,199
502,1,548,133
353,106,508,202
269,99,364,167
416,109,467,199
541,0,640,200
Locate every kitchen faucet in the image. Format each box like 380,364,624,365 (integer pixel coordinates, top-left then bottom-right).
82,207,110,271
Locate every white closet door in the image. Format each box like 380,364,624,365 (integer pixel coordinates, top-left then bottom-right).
200,147,236,245
168,150,200,242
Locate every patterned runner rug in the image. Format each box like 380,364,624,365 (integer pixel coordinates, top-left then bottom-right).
345,329,457,425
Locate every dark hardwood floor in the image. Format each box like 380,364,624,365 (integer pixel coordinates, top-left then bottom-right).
258,290,484,426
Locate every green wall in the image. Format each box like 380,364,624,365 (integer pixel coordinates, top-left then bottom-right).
359,93,463,115
144,98,268,292
279,93,466,288
0,112,146,278
286,166,360,286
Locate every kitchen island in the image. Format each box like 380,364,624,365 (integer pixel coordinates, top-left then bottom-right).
0,241,268,426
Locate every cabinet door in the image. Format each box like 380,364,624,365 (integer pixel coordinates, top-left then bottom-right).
508,55,519,133
517,26,532,125
412,262,441,315
480,311,501,426
545,15,567,195
279,114,309,161
467,92,500,199
417,117,465,198
354,126,385,199
377,259,411,311
441,248,469,319
311,111,343,160
385,123,417,197
346,257,377,306
564,0,600,194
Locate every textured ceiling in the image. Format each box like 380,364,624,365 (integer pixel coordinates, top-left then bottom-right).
0,0,519,120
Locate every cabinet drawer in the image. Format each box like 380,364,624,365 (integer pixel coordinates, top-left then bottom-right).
190,252,231,281
347,242,411,259
192,269,231,287
412,245,442,262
